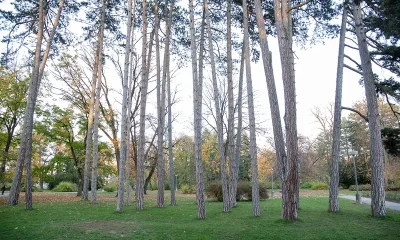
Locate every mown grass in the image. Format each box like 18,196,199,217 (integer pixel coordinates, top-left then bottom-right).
1,191,400,240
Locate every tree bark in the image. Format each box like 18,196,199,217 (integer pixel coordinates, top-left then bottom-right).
242,0,260,217
8,0,44,207
329,3,347,213
226,0,236,209
205,0,230,212
116,0,133,212
353,0,386,217
189,0,206,219
273,0,299,221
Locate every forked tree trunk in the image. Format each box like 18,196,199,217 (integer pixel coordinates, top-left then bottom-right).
352,0,386,217
227,0,236,209
273,0,299,221
242,0,260,217
189,0,206,219
8,0,44,207
205,0,230,212
116,0,133,212
165,0,176,207
329,3,347,212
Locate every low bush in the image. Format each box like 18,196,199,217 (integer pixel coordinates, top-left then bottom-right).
206,181,268,202
165,182,171,190
300,182,313,189
311,182,329,190
349,184,371,191
181,184,196,194
103,183,118,192
53,182,77,192
21,185,38,192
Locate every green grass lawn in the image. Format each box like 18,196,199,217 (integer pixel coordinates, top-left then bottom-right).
1,192,400,240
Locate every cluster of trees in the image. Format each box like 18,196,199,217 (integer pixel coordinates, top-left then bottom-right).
0,0,399,221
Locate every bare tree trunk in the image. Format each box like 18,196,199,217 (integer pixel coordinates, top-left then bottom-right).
226,0,236,209
242,0,260,217
8,0,44,207
233,43,245,207
205,0,230,212
329,3,347,212
189,0,206,219
274,0,299,221
254,0,287,214
164,0,176,207
116,0,133,212
352,0,386,217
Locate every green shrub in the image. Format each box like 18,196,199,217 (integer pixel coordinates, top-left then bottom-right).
21,185,38,192
103,183,118,192
311,182,329,190
206,181,268,202
53,181,77,192
181,184,195,194
300,182,313,189
349,184,371,191
165,182,171,190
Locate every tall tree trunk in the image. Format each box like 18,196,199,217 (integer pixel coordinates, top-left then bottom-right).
205,0,229,212
274,0,299,221
189,0,206,219
117,0,133,212
82,5,104,201
242,0,260,217
329,3,347,212
353,0,386,217
226,0,236,209
254,0,287,213
8,0,44,207
91,0,107,204
155,2,166,208
165,0,176,207
233,43,245,207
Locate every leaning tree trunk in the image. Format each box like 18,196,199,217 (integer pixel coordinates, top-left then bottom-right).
226,0,236,209
165,0,176,206
329,3,347,212
353,0,386,217
8,0,44,207
273,0,299,221
242,0,260,217
205,0,229,212
254,0,287,211
117,0,133,211
189,0,206,219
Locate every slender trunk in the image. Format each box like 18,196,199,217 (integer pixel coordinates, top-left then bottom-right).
227,0,236,209
116,0,133,212
91,0,107,204
155,2,165,208
144,162,156,194
205,0,229,212
353,0,386,217
242,0,260,217
82,9,103,201
274,0,299,221
189,0,206,219
233,43,245,207
165,0,176,206
329,3,347,212
8,0,44,207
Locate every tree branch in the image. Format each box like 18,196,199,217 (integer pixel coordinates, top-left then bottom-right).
344,54,361,68
341,106,369,122
344,64,363,75
287,0,313,13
